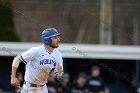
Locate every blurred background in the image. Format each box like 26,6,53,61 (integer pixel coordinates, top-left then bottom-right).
0,0,140,93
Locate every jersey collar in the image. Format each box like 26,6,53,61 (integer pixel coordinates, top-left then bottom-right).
44,45,53,54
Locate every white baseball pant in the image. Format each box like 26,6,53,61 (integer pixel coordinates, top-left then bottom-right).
21,82,48,93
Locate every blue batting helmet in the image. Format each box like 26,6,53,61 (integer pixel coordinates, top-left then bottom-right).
42,28,61,45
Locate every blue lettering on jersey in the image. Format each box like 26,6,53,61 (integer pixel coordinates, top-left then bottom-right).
40,59,56,67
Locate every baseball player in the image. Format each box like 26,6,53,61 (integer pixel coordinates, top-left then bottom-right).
11,28,64,93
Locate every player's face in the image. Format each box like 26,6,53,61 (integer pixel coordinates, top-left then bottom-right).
50,36,60,48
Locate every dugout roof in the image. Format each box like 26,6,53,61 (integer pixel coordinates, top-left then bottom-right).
0,42,140,60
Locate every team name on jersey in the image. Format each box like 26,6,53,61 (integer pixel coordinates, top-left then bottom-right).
40,59,56,67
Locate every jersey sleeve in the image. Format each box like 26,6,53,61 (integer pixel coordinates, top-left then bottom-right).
18,47,38,64
54,52,64,79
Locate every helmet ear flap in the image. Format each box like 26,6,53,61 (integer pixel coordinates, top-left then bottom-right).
46,38,52,45
42,37,51,45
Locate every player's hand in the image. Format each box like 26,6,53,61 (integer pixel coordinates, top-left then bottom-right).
11,76,20,86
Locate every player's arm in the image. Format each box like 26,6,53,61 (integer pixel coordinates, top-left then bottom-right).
54,52,64,81
54,63,64,81
49,65,63,80
11,56,21,86
49,66,63,80
11,47,37,86
57,64,63,80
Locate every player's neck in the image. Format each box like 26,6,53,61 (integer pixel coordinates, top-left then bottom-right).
45,45,54,53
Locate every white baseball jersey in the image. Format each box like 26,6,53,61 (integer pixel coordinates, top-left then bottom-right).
18,45,64,85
